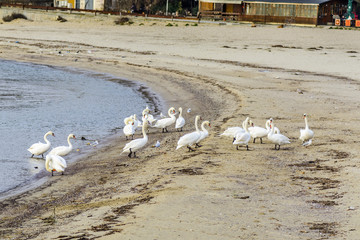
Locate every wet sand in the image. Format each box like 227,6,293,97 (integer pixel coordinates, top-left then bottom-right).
1,16,360,239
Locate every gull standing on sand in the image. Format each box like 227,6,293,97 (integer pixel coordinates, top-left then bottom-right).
28,131,55,158
122,121,149,158
49,134,76,157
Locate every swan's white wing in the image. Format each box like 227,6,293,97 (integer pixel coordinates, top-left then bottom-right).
221,127,244,137
46,155,67,172
249,126,268,138
153,118,174,128
122,138,148,153
233,132,251,144
176,132,200,149
28,142,50,155
175,117,185,128
49,146,71,156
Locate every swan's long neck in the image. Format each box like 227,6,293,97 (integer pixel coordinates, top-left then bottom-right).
67,135,73,148
179,108,183,118
270,123,275,135
142,123,148,139
242,117,249,132
304,116,309,129
265,120,271,130
243,121,249,133
44,132,51,145
201,122,206,131
45,155,51,172
195,116,200,132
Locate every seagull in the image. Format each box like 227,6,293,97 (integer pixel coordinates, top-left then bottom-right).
302,139,312,146
187,108,191,114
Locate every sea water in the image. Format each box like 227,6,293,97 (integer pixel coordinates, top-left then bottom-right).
0,60,152,197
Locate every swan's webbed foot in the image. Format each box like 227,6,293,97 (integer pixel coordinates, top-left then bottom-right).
62,172,64,175
165,128,169,133
246,145,249,150
236,145,239,150
31,154,34,158
187,146,195,152
126,136,128,140
253,138,256,143
42,154,45,158
128,149,132,158
133,152,137,158
260,138,263,144
195,143,202,148
51,170,54,176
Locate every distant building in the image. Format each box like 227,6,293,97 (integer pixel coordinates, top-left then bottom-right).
54,0,106,10
199,0,358,25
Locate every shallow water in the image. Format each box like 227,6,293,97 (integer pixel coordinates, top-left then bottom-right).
0,60,152,196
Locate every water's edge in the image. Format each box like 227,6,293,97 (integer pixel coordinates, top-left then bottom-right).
0,60,165,201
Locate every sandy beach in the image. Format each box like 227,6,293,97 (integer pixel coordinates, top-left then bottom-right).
1,13,360,239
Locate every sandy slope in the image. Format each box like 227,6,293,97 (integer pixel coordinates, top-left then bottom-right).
0,16,360,239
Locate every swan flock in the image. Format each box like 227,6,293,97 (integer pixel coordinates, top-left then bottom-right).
29,103,314,176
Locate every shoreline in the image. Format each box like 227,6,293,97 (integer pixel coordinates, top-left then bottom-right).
1,17,360,239
0,59,165,201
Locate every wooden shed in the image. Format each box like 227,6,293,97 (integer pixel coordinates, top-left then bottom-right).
199,0,353,25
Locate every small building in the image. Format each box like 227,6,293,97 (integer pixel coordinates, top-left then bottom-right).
54,0,110,10
199,0,357,25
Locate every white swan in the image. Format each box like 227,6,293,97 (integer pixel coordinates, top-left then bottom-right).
220,117,251,138
152,107,176,133
248,120,269,144
132,114,142,130
196,120,211,147
176,115,201,151
45,154,67,176
267,118,280,134
233,119,251,150
122,121,149,158
267,122,290,150
124,115,133,125
175,107,186,131
48,134,76,156
28,131,55,158
123,120,136,140
142,106,156,125
299,113,314,145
